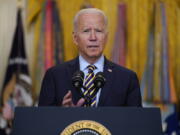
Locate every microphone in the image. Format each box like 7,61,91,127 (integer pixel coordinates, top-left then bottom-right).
72,71,87,105
94,72,106,88
91,72,106,98
72,71,84,89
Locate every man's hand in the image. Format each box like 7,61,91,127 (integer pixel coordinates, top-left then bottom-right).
2,102,14,120
62,91,85,107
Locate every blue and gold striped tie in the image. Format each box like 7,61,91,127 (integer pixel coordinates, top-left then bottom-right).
84,65,97,107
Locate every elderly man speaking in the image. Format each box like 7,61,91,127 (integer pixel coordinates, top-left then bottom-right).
38,8,142,107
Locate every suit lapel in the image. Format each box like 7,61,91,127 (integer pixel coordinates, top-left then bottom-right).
67,57,82,104
98,58,114,106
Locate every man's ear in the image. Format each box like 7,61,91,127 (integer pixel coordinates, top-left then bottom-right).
72,32,78,45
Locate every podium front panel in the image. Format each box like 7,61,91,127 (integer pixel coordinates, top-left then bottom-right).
12,107,162,135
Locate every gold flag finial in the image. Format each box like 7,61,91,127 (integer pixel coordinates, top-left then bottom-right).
17,0,22,9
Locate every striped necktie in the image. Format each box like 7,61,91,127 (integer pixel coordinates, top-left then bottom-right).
84,65,97,107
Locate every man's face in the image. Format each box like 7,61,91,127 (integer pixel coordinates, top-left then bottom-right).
73,12,108,62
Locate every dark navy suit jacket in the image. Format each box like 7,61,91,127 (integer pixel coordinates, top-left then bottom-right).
38,57,142,107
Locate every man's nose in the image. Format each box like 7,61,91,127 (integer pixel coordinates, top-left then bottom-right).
89,31,97,41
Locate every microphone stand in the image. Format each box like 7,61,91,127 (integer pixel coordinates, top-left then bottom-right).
76,86,101,107
82,86,91,107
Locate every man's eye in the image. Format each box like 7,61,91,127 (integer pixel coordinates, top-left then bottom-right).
83,29,90,32
96,29,103,32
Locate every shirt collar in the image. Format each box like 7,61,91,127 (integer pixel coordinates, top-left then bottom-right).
79,55,104,71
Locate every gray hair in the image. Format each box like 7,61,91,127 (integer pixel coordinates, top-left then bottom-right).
73,8,108,32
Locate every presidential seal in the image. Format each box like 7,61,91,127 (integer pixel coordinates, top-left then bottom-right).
60,120,111,135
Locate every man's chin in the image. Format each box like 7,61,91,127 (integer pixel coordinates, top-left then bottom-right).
81,53,102,62
88,54,102,60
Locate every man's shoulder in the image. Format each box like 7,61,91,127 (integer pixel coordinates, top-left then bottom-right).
106,59,136,75
46,58,77,73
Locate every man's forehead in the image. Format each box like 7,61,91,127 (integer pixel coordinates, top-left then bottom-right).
79,12,103,20
78,13,105,25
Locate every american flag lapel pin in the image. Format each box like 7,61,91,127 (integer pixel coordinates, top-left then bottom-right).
108,69,112,72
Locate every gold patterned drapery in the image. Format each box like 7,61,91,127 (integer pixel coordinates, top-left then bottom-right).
27,0,180,103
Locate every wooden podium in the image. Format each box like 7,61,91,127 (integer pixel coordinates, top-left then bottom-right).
12,107,162,135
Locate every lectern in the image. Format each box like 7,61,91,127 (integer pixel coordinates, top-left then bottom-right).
12,107,162,135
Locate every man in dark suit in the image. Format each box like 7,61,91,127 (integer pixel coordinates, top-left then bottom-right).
38,8,142,107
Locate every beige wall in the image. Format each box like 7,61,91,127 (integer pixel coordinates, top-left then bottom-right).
0,0,34,94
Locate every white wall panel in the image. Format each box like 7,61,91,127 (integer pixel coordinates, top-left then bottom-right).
0,0,34,93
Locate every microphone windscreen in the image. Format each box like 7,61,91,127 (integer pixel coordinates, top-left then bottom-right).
72,71,84,88
94,72,106,88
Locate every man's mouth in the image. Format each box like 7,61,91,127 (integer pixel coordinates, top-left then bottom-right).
87,45,99,48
